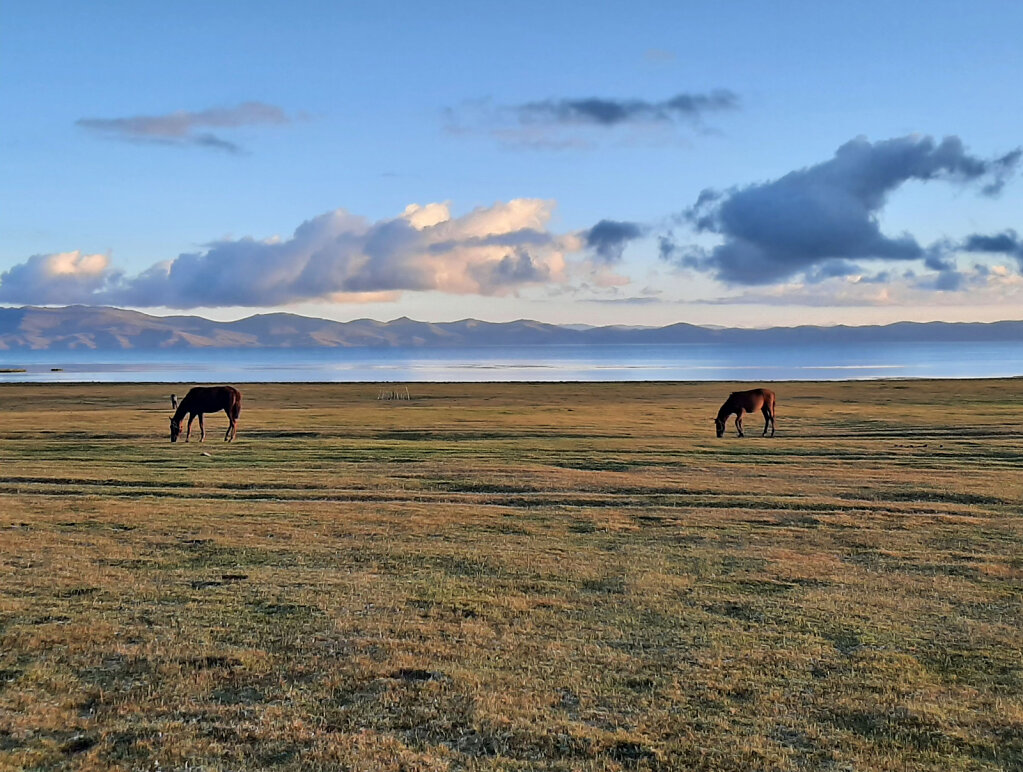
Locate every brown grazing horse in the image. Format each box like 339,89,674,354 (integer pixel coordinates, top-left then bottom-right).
170,386,242,443
715,388,776,438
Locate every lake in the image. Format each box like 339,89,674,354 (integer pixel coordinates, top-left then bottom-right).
3,341,1023,383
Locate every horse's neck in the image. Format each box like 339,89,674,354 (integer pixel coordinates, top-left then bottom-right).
172,402,191,422
717,401,734,420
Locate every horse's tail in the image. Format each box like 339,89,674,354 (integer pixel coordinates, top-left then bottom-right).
232,393,242,420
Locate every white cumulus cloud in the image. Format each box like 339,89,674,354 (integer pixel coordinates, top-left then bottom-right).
0,251,119,304
0,200,593,309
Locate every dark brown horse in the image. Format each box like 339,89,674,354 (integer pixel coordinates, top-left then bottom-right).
170,386,242,443
715,388,776,438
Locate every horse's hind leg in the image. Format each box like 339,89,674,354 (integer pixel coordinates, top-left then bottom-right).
227,405,240,442
197,414,205,443
224,408,235,442
762,407,772,437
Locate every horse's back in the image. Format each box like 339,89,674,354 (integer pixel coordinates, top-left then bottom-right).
731,387,774,411
183,385,242,412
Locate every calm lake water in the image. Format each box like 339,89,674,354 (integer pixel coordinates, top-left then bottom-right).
3,342,1023,383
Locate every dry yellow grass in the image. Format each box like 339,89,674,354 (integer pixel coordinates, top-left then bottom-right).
0,380,1021,770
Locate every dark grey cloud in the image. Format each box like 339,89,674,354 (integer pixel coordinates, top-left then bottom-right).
657,234,680,263
924,253,957,272
961,230,1023,266
584,220,645,263
76,101,292,153
662,135,1020,285
445,90,739,149
803,260,867,284
858,270,895,284
427,229,554,255
515,90,738,127
932,270,967,291
468,248,551,289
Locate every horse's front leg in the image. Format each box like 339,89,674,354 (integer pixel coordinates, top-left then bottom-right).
185,414,194,442
735,410,745,437
198,414,205,443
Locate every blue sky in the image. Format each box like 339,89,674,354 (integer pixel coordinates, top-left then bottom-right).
2,0,1021,326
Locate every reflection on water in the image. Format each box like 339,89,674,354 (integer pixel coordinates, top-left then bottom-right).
2,342,1023,383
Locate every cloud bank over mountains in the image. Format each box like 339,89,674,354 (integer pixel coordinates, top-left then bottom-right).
0,200,585,308
3,133,1019,312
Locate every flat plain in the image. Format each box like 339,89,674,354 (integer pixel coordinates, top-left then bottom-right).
1,380,1021,771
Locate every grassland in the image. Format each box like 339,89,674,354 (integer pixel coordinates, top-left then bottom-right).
0,380,1021,771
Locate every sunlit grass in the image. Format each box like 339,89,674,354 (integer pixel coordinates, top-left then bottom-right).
1,380,1021,770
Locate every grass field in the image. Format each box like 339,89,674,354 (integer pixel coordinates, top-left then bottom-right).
1,380,1021,771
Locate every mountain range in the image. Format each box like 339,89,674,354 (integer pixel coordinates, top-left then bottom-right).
1,305,1022,350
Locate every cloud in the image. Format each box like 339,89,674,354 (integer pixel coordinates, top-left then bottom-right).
467,248,551,288
584,220,645,263
960,230,1023,267
445,90,738,148
695,262,1023,308
0,251,119,304
514,91,738,127
76,101,293,153
661,135,1021,284
0,201,585,309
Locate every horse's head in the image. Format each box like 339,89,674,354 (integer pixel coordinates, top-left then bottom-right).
169,417,181,442
714,417,725,438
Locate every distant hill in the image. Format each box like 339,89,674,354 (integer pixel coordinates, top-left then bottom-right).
1,305,1022,350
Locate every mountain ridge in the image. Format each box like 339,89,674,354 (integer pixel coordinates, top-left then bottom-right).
1,305,1022,350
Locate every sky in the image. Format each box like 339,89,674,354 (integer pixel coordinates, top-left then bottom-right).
2,0,1022,328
